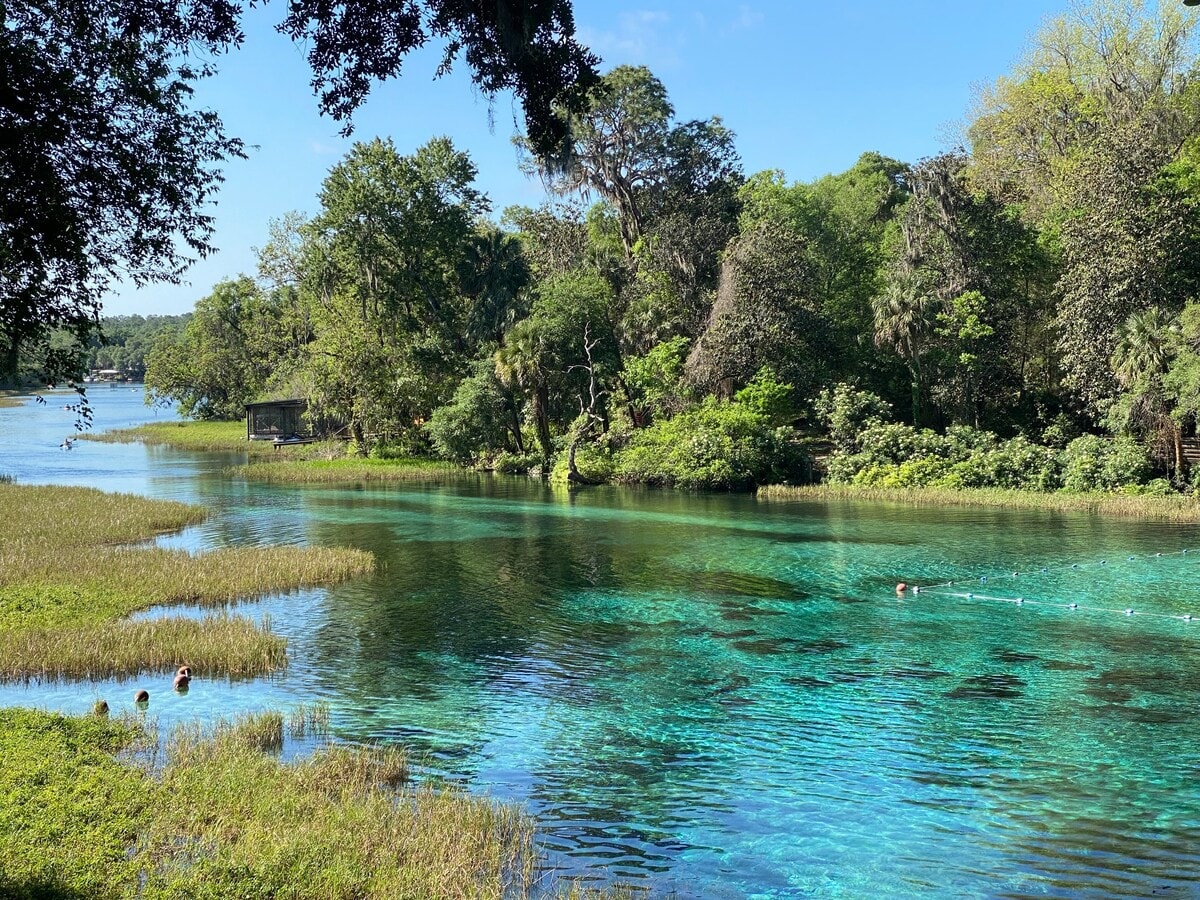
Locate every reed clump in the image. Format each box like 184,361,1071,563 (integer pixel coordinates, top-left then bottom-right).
1,708,542,899
287,701,332,738
0,482,373,680
234,456,459,484
757,483,1200,521
0,614,287,681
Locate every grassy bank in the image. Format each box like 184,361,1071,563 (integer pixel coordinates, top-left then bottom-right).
0,483,373,680
235,456,459,484
0,708,541,899
84,419,283,455
758,483,1200,521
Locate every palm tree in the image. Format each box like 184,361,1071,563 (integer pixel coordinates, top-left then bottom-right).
494,318,552,458
460,228,530,348
1111,307,1183,478
872,272,936,424
1112,307,1171,388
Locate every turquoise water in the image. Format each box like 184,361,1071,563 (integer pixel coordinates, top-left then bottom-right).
4,389,1200,897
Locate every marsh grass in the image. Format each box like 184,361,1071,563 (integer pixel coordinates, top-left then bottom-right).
758,483,1200,521
288,700,331,738
82,419,273,454
235,456,460,484
0,483,373,679
0,614,287,681
1,708,542,899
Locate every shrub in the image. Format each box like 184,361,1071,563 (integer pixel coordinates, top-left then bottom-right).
1061,435,1153,492
734,366,796,426
1121,478,1175,497
831,427,1062,491
614,398,808,489
814,382,893,452
857,423,948,465
426,364,511,464
493,452,541,475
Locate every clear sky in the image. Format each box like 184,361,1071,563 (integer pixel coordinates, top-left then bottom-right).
105,0,1069,316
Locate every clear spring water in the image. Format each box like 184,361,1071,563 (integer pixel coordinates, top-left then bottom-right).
4,388,1200,898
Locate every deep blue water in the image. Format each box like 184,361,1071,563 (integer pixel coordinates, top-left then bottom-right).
3,388,1200,898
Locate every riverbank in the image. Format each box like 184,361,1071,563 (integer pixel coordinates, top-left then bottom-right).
85,419,289,455
89,421,461,482
0,482,373,680
758,483,1200,521
0,707,542,899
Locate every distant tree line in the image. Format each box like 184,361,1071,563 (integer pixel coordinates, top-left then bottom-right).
143,1,1200,491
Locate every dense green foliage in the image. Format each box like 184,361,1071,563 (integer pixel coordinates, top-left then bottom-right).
142,2,1200,494
3,0,598,391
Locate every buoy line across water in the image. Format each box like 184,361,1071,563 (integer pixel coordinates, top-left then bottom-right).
894,547,1199,622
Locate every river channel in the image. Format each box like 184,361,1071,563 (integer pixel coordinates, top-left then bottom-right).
4,387,1200,898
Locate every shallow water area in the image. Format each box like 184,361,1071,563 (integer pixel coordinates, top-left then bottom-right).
3,388,1200,897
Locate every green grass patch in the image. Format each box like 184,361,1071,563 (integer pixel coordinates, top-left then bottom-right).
83,419,276,454
235,456,459,484
0,483,373,680
758,483,1200,520
0,708,543,900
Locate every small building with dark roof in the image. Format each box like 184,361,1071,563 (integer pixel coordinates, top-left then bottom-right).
245,399,313,443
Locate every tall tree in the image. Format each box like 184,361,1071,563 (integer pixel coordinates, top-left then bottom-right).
144,276,278,419
301,137,487,447
686,222,827,399
871,272,935,425
527,65,741,261
458,227,531,348
3,0,598,387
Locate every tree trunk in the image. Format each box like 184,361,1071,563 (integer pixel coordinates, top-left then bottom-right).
507,397,524,454
533,385,553,460
1173,422,1186,483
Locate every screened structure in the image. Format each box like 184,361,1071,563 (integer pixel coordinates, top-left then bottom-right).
245,399,312,442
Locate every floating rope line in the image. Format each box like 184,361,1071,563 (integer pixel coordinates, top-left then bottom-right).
908,589,1195,622
912,547,1200,593
902,547,1199,622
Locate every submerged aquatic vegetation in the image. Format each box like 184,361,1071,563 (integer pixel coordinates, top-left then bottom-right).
0,483,373,679
0,708,540,899
757,484,1200,521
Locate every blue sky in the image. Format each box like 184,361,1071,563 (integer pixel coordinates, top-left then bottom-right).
106,0,1068,316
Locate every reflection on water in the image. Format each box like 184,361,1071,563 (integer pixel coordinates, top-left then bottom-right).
3,389,1200,897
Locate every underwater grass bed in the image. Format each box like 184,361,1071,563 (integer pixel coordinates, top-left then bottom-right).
234,456,459,484
758,483,1200,520
0,707,542,900
0,483,373,680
